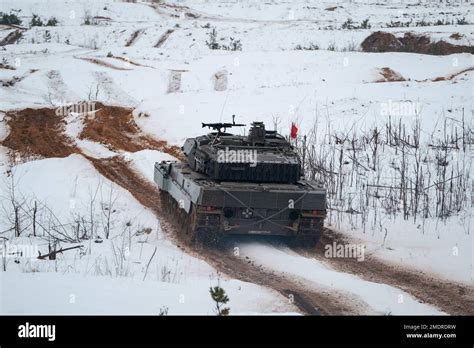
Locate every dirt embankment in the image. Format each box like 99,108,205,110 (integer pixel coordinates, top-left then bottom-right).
0,29,23,46
362,31,474,55
3,107,78,159
79,103,181,158
294,228,474,315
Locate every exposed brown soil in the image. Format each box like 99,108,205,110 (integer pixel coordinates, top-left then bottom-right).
110,56,155,69
0,29,23,46
74,56,132,71
426,67,474,82
155,29,175,48
79,103,182,158
93,16,112,21
2,107,78,159
197,242,369,315
362,31,474,55
0,62,15,70
125,29,144,47
450,33,463,40
294,228,474,315
1,69,38,87
375,67,406,83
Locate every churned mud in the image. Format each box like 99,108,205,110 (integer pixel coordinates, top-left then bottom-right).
293,228,474,315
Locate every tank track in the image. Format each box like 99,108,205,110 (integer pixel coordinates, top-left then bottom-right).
159,190,223,247
159,190,323,248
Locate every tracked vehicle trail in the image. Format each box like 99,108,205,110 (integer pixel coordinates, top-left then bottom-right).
293,228,474,315
88,157,368,315
3,105,471,315
1,105,365,315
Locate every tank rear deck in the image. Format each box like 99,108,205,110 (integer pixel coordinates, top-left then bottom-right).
154,161,326,238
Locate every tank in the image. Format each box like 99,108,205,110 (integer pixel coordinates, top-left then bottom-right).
154,117,327,246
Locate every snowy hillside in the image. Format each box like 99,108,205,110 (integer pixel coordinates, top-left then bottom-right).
0,0,472,315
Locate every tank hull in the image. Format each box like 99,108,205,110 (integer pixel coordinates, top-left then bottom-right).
154,161,326,245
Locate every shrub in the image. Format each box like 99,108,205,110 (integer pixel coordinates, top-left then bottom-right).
341,18,355,29
327,42,336,51
82,10,98,25
30,14,43,27
0,10,22,25
46,17,58,26
223,37,242,51
206,28,242,51
360,18,371,29
205,28,220,49
295,42,319,51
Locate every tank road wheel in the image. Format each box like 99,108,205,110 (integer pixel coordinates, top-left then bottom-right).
159,190,171,215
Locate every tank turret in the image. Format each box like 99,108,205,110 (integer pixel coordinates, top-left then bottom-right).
183,118,302,183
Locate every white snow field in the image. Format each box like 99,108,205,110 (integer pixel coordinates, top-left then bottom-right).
0,0,472,314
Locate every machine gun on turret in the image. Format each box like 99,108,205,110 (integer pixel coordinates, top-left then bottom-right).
202,115,245,134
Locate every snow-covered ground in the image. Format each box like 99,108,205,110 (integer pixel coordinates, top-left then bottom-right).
0,0,472,314
0,154,295,315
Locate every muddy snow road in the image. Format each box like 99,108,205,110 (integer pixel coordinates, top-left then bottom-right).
227,236,473,315
2,105,472,315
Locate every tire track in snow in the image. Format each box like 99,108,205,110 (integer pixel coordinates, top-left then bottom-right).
125,29,145,47
232,238,444,315
155,29,174,48
86,157,366,315
293,228,474,315
45,70,79,104
93,71,138,107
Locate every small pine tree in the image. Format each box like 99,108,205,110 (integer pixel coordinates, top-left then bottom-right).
46,17,58,26
30,14,43,27
158,306,169,315
341,18,354,30
205,28,220,50
227,37,242,51
0,11,22,25
209,286,230,316
361,18,371,29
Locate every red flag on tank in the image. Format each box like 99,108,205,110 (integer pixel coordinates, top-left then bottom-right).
290,122,298,139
